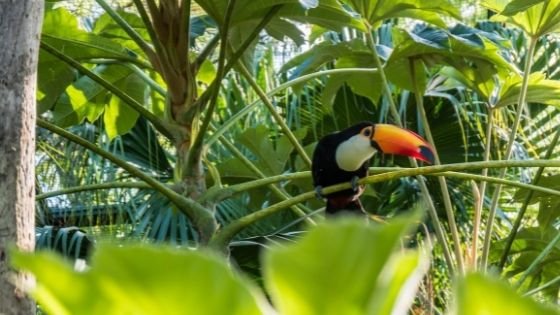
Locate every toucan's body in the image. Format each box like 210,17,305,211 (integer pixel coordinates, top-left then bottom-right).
312,122,434,215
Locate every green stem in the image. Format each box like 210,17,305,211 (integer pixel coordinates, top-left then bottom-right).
209,160,560,248
186,0,236,175
131,0,168,66
194,34,220,69
94,0,156,59
40,42,174,140
36,181,153,200
410,58,465,272
366,25,454,273
481,36,538,269
205,68,379,146
474,107,494,269
37,119,217,243
89,59,167,96
202,168,560,203
498,126,560,270
237,63,312,167
184,5,283,122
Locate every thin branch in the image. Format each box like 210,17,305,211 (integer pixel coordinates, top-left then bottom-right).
94,0,156,59
474,107,494,269
237,63,312,167
481,36,538,269
132,0,167,66
40,42,175,140
184,5,283,121
365,25,454,273
186,0,237,175
209,159,560,248
36,181,153,200
410,57,465,272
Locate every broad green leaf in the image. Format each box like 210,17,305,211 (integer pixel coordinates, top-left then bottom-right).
196,0,362,34
92,10,151,57
197,59,217,85
52,65,136,127
386,25,513,93
104,73,145,139
42,6,147,66
282,39,382,105
12,245,267,315
37,50,76,114
484,0,560,37
496,72,560,108
264,215,422,315
234,125,307,175
492,227,560,298
453,273,560,315
340,0,460,28
501,0,546,16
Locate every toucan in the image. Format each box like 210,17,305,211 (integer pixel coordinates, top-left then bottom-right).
312,122,435,215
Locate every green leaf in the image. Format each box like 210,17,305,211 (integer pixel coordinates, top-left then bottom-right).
484,0,560,37
264,215,423,315
37,51,76,114
367,250,429,315
340,0,460,28
219,125,307,177
496,72,560,108
501,0,546,16
104,73,145,139
52,65,135,127
42,7,147,66
12,245,267,315
454,273,560,315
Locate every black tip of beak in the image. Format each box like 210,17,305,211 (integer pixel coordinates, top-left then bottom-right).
420,145,435,164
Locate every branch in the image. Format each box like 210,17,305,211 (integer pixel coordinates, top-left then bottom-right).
209,159,560,248
481,36,538,269
94,0,156,59
186,0,237,175
183,5,283,122
237,63,312,167
36,181,153,200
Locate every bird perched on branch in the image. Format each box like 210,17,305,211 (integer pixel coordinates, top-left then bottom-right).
312,122,434,215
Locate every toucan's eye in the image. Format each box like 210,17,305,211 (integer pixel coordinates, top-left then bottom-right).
363,128,372,137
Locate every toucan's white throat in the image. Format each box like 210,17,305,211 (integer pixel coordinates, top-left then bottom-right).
335,134,377,171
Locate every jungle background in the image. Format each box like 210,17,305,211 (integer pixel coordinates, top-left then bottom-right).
15,0,560,313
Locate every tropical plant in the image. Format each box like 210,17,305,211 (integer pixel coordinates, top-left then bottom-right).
34,0,560,310
13,218,560,315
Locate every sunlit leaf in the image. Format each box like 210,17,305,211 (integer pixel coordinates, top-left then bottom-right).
104,73,145,139
340,0,460,28
12,245,268,315
484,0,560,37
264,215,423,315
453,273,560,315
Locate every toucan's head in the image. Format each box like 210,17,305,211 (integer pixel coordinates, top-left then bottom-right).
335,122,435,171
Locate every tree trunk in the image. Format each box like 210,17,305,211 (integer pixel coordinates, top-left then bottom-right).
0,0,43,314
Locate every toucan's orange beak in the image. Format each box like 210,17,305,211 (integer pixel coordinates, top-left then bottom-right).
372,124,435,164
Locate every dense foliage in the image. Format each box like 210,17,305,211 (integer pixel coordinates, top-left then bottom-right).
24,0,560,312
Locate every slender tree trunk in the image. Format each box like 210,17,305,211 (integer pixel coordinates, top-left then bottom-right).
0,0,43,314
